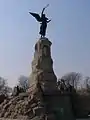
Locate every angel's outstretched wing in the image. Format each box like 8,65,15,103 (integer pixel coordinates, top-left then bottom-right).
29,12,41,22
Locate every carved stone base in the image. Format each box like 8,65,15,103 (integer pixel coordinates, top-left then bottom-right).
29,37,57,94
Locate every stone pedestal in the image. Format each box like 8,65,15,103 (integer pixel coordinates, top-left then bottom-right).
29,37,57,94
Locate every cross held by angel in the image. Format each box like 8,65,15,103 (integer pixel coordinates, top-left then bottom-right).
29,4,51,38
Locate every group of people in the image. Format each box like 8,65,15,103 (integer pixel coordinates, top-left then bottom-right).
12,86,25,96
57,79,76,94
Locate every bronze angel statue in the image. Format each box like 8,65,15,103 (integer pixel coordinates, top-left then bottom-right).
29,4,51,37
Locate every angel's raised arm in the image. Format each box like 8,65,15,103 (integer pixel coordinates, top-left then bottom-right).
41,8,45,16
41,4,49,16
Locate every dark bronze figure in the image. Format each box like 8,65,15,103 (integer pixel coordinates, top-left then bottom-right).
29,4,51,37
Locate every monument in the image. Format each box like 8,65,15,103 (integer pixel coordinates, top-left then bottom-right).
28,5,76,120
29,4,57,101
28,6,58,119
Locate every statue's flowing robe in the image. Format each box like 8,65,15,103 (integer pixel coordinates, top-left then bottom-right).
39,19,47,37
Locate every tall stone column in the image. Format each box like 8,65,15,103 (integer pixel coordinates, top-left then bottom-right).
29,37,57,95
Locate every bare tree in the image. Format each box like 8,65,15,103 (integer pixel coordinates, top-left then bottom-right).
18,75,29,92
0,77,12,96
61,72,82,89
84,76,90,92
